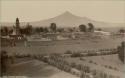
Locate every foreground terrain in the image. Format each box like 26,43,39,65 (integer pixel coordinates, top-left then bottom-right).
1,37,125,78
6,58,78,78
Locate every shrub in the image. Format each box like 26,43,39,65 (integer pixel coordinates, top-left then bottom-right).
65,50,72,54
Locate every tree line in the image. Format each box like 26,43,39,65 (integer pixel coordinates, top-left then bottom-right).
1,22,95,36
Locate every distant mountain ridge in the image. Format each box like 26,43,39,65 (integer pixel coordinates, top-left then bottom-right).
1,11,125,28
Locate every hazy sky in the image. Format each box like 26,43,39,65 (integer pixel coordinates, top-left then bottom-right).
1,0,125,23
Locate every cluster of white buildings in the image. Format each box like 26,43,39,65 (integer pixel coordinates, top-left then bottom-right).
26,30,111,42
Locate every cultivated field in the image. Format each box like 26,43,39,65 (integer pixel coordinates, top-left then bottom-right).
1,38,124,55
7,58,78,78
65,54,124,78
1,37,125,78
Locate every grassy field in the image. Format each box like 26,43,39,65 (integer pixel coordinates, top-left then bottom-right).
7,58,78,78
82,54,123,71
1,37,125,78
65,54,124,78
1,38,124,55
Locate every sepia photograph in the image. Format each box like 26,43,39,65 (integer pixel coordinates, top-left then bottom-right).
0,0,125,78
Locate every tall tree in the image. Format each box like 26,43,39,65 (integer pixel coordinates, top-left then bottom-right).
20,23,32,35
50,23,57,33
35,27,41,34
1,27,9,36
39,27,44,32
1,28,4,36
8,29,13,35
79,24,87,32
119,29,125,33
25,23,32,35
43,27,49,33
88,23,94,32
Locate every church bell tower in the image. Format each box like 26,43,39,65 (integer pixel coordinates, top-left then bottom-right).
15,17,20,35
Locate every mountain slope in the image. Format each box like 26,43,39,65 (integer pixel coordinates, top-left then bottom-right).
1,11,125,28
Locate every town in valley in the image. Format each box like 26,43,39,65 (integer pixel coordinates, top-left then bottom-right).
0,1,125,78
